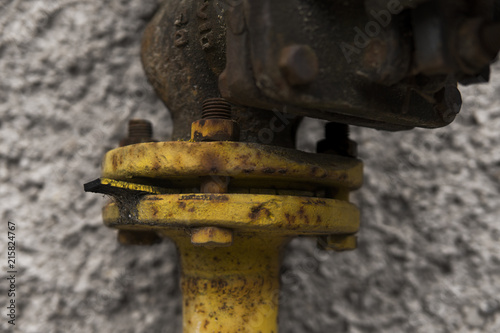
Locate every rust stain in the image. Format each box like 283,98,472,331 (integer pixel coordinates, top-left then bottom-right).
151,206,159,217
284,213,296,224
304,199,327,206
249,204,271,220
193,131,203,141
297,206,310,224
199,150,225,176
111,155,117,169
152,162,161,171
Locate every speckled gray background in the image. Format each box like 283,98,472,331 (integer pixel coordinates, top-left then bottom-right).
1,1,500,332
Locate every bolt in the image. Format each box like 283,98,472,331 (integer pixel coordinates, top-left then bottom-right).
279,44,319,86
317,235,357,252
457,19,500,75
191,227,233,248
190,99,237,247
118,119,159,245
317,122,357,199
316,122,357,157
120,119,155,147
201,98,232,119
191,98,240,142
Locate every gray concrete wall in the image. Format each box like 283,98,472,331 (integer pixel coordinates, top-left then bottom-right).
1,1,500,332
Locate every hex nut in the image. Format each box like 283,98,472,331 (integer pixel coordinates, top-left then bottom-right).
317,139,358,158
279,44,319,86
191,119,240,142
191,227,234,248
317,234,357,252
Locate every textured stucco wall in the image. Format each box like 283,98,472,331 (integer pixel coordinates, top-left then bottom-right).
1,1,500,332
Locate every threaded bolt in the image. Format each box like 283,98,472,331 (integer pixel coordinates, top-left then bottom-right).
117,119,158,245
120,119,155,147
325,122,349,143
317,122,357,157
192,98,235,248
128,119,153,139
201,98,232,119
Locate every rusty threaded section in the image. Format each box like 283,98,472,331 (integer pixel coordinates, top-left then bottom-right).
317,122,356,157
128,119,153,139
201,98,232,119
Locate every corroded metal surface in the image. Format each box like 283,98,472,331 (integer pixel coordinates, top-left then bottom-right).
191,119,240,142
143,0,500,132
102,193,360,235
85,0,500,331
101,141,363,191
89,129,362,332
141,0,225,139
172,233,285,332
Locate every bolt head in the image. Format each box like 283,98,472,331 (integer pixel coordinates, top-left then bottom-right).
191,227,233,248
457,19,499,74
279,45,319,86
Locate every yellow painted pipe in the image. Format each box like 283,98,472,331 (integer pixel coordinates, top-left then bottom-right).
164,231,289,333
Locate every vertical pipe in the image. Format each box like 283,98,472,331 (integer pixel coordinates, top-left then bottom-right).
168,233,288,333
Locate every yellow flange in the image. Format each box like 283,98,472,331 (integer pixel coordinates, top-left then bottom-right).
101,141,363,190
86,140,363,333
103,193,359,235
